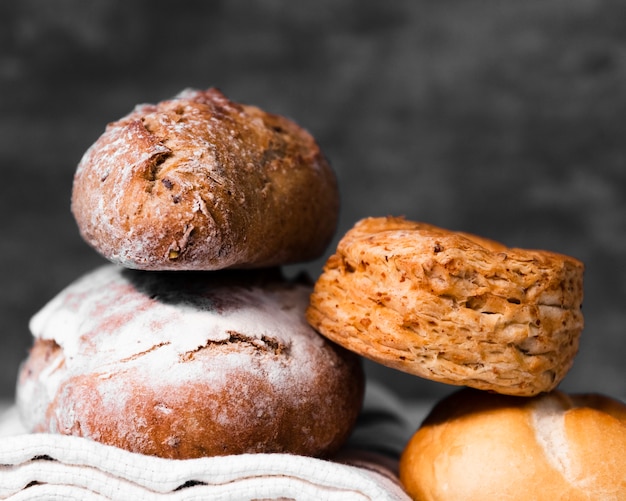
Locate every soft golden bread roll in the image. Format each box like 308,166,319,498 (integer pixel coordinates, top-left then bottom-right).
399,388,626,500
17,265,364,459
71,87,339,271
306,216,584,396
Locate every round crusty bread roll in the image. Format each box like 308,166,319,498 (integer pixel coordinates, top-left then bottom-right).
16,265,364,459
71,87,339,271
399,387,626,500
306,216,584,396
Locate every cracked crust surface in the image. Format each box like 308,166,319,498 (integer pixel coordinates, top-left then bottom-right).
17,265,364,459
306,216,584,396
71,87,339,270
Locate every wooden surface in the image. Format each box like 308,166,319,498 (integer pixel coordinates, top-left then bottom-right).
1,0,626,401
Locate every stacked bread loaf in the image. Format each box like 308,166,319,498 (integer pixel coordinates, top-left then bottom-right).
307,217,626,499
16,88,365,459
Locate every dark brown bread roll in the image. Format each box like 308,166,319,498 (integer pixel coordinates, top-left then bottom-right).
17,265,364,459
71,88,339,271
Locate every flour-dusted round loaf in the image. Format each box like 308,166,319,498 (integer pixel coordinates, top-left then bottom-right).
16,265,364,459
306,216,584,396
399,388,626,500
71,87,339,271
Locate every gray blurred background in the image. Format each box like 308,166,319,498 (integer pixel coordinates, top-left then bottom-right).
1,0,625,402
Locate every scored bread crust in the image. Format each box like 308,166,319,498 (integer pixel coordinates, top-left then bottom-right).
71,87,339,271
306,216,584,396
17,265,364,459
399,388,626,500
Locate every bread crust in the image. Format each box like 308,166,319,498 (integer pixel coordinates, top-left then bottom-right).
399,388,626,500
17,265,364,459
71,88,339,270
306,216,584,396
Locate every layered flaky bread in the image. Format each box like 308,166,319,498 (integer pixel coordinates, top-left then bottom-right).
306,216,584,396
399,388,626,500
71,88,339,271
17,265,364,459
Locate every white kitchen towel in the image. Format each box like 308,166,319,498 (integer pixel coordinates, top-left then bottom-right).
0,382,428,500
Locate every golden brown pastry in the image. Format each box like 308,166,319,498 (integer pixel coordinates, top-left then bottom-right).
399,388,626,500
306,216,584,396
71,88,339,271
17,265,364,459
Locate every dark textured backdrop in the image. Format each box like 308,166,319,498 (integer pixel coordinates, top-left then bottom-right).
1,0,625,401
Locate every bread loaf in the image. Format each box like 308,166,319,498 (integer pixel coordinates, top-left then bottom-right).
71,88,339,271
17,265,364,459
399,388,626,500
